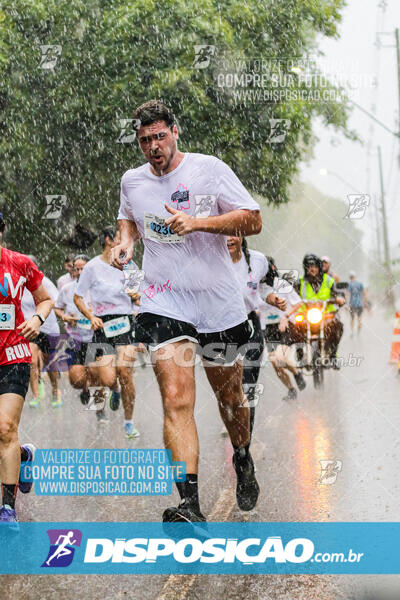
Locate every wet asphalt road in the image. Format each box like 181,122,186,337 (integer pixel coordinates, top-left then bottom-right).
4,308,400,599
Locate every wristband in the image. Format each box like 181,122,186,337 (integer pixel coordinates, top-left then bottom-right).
34,313,45,325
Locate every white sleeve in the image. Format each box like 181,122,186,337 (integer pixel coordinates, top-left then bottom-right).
55,288,66,310
75,264,92,299
43,278,59,301
259,282,274,300
117,174,132,221
214,158,260,214
254,254,269,283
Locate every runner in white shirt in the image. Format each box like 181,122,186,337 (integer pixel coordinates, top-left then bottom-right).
260,257,306,401
227,237,268,437
55,254,101,406
74,227,139,438
57,253,75,291
111,100,262,523
21,257,62,408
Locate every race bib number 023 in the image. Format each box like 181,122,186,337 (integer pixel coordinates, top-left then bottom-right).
144,213,185,244
0,304,15,330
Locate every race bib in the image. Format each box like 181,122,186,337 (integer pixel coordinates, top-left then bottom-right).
0,304,15,330
144,213,185,244
103,316,131,338
266,314,280,322
77,317,92,331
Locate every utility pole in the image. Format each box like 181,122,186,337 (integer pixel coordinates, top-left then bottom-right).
373,197,382,263
377,145,394,305
396,28,400,138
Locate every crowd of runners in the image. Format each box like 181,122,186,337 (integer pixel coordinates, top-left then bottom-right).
0,100,367,525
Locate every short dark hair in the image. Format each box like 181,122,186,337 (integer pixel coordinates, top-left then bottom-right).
65,253,75,263
133,100,175,131
99,226,115,249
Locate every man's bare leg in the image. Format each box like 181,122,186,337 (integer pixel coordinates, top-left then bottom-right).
203,359,259,511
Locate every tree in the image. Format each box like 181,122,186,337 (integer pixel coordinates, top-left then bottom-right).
0,0,352,275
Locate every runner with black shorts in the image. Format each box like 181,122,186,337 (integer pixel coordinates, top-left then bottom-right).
227,237,268,437
0,213,53,524
55,254,102,405
74,227,139,438
21,256,62,408
111,100,262,522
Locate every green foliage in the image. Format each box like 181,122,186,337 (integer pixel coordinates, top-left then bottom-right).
0,0,351,277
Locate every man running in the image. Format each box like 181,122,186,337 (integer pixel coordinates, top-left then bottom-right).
348,271,365,336
0,211,53,524
111,100,262,522
21,256,62,408
55,254,101,405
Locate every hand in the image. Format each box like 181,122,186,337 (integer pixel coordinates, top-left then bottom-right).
17,316,41,340
336,297,345,307
64,314,78,327
128,291,141,305
110,242,133,269
90,316,104,331
274,296,287,311
278,316,289,332
164,204,197,236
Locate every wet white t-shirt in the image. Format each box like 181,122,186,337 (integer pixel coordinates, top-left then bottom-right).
56,280,93,342
118,152,260,332
57,272,73,291
231,250,268,314
259,277,301,328
22,275,60,335
75,256,133,317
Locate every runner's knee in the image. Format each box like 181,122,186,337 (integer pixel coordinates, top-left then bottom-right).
0,416,17,445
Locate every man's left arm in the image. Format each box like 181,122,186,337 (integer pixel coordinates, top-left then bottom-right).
164,205,261,237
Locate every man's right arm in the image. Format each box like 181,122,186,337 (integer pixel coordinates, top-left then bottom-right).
110,219,140,269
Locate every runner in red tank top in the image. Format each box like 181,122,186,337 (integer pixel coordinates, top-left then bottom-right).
0,212,53,525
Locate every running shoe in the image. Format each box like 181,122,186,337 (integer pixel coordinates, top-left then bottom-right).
38,379,45,401
232,451,260,511
80,389,90,405
18,443,36,494
51,390,62,408
109,389,121,411
294,372,306,391
125,422,140,439
282,388,297,401
162,500,206,523
96,409,109,424
29,397,40,408
0,505,19,530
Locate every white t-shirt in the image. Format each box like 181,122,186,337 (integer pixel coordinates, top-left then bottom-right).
75,256,133,317
231,249,268,314
22,275,60,335
56,280,93,342
57,272,73,291
259,277,302,328
118,152,260,332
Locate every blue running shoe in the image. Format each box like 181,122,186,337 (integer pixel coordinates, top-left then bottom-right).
125,422,140,439
109,389,121,411
0,505,19,530
19,443,36,494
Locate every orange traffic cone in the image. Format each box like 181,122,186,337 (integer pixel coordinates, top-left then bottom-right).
390,312,400,363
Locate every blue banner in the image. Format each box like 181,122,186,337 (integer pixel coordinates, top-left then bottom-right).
0,522,399,574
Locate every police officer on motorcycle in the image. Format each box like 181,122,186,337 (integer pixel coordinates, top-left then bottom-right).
295,254,345,369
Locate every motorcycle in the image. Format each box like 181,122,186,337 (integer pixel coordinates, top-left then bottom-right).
293,299,341,389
